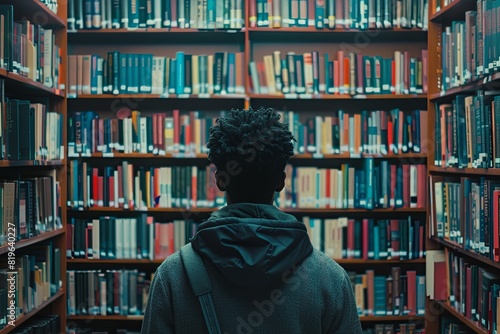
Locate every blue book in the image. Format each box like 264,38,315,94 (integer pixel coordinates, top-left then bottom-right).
175,51,185,95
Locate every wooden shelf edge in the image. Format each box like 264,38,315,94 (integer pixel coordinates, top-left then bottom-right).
431,237,500,271
429,72,500,102
0,69,65,97
248,93,428,100
0,229,65,256
68,28,244,34
1,0,65,28
71,152,427,160
429,0,475,23
0,290,64,334
68,207,426,214
435,300,488,334
335,258,426,264
70,93,245,99
65,314,425,322
429,165,500,176
0,160,63,167
248,27,426,33
67,315,144,321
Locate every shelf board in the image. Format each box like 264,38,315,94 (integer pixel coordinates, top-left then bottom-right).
68,28,244,44
69,207,426,214
432,237,500,271
248,93,428,100
248,27,427,43
0,0,65,28
435,300,487,334
67,315,144,321
0,160,63,167
358,315,425,322
335,258,426,265
70,94,245,100
0,290,64,334
66,314,425,322
430,0,477,23
67,259,164,265
430,72,500,102
71,152,427,160
0,229,65,256
0,68,65,98
429,165,500,176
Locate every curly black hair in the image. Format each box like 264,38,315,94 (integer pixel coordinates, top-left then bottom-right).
207,107,295,192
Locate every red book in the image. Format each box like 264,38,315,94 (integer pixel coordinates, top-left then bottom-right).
152,113,158,153
117,165,124,208
92,168,99,207
362,219,369,260
109,175,115,207
402,164,410,207
434,261,447,301
389,219,400,260
325,169,331,208
333,60,339,94
407,270,417,315
173,109,180,152
98,176,104,207
249,0,257,27
390,165,396,207
347,219,355,258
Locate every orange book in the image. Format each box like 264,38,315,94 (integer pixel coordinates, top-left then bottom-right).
343,57,350,94
366,269,375,315
354,113,361,155
333,60,339,94
337,51,344,93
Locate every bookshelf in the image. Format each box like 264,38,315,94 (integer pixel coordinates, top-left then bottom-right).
426,0,500,333
66,0,429,332
0,0,67,332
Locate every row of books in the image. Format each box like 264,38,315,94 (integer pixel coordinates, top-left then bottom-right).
435,92,500,169
0,5,62,89
39,0,58,14
2,98,63,161
66,269,153,316
0,242,61,327
67,162,224,210
0,174,61,247
307,217,425,261
68,0,245,31
67,330,138,334
67,161,427,210
435,250,500,333
431,176,500,260
250,0,428,30
67,216,197,260
440,1,500,92
250,50,428,96
2,314,59,333
347,268,425,317
68,51,245,97
66,108,427,158
362,324,424,334
276,162,427,209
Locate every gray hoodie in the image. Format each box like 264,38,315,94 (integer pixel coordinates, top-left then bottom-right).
141,203,362,334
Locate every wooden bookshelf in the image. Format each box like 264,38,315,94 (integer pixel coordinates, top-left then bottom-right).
0,0,68,332
0,229,65,256
426,0,500,332
66,0,429,330
435,301,488,334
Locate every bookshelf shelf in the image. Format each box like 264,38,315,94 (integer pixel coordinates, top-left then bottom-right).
0,160,64,167
248,27,427,42
0,0,65,28
429,0,478,24
428,165,500,176
73,152,427,160
67,259,164,265
0,229,65,256
0,69,65,98
432,237,500,272
335,259,426,265
248,93,428,100
68,207,427,214
0,290,65,334
436,300,487,334
67,28,244,44
67,315,144,321
429,72,500,102
70,94,246,100
65,314,425,322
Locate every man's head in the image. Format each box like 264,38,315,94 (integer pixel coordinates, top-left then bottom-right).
207,107,295,204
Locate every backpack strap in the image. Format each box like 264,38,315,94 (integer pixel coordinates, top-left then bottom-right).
180,243,222,334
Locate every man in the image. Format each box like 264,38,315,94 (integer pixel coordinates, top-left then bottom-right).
141,107,362,334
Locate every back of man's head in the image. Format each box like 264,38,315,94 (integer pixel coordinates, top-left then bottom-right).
207,107,295,203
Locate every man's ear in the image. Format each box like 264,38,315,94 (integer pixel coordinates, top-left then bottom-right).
215,170,227,191
275,172,286,192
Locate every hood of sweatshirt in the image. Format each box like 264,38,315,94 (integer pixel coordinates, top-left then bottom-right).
190,203,313,288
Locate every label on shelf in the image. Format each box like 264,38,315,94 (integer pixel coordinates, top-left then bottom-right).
300,94,313,99
284,93,298,99
178,94,189,98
